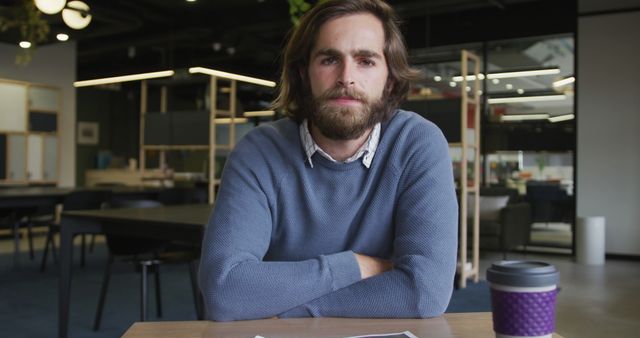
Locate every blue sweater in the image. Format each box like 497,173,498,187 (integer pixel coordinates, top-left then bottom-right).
199,110,458,321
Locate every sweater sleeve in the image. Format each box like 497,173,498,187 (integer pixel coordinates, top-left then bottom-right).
278,123,458,319
198,134,362,321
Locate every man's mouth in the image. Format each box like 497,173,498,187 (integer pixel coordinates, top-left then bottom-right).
330,96,362,105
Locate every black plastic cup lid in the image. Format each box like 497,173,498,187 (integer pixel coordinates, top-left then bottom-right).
486,261,559,287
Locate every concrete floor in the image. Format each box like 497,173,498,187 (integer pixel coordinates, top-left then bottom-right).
2,227,640,338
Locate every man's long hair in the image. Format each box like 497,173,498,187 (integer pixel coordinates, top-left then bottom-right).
272,0,422,122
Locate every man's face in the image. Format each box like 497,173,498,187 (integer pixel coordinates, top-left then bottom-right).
306,13,389,140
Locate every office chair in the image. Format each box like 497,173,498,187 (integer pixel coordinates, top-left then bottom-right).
93,199,202,330
40,189,112,271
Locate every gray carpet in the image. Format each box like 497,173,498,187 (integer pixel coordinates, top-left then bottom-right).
0,241,490,338
0,243,198,338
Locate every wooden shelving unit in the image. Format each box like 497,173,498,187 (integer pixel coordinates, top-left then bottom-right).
456,50,481,288
138,68,275,204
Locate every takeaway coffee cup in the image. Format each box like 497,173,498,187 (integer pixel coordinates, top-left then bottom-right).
486,261,560,338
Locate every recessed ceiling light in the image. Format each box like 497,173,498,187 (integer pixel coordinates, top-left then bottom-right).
34,0,66,14
517,89,524,94
449,81,456,87
186,0,196,2
492,78,500,85
506,84,513,90
56,33,69,41
434,75,442,82
19,41,31,48
466,86,471,92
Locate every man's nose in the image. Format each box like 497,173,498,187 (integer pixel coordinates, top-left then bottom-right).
337,62,355,87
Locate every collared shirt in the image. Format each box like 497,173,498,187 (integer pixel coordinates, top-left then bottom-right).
299,119,380,168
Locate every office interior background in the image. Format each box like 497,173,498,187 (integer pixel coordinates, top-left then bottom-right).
0,0,639,337
2,0,637,256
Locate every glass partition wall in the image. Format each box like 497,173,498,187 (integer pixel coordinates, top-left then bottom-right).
409,34,575,253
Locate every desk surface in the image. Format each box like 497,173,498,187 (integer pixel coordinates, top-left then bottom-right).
0,186,162,210
63,203,213,227
0,186,158,198
121,313,564,338
0,186,73,198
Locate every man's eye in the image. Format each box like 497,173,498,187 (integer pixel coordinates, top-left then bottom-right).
359,59,375,67
321,57,338,65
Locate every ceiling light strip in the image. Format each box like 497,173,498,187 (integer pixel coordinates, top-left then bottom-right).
73,70,175,87
552,76,575,87
501,114,550,121
243,110,275,117
189,67,276,87
487,68,560,79
548,113,575,122
215,117,249,124
488,94,566,104
453,68,561,82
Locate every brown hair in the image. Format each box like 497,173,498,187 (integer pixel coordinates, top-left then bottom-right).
272,0,422,122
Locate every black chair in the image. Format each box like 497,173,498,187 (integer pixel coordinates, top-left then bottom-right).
93,199,202,331
40,189,112,271
467,187,532,259
1,207,39,267
525,181,573,224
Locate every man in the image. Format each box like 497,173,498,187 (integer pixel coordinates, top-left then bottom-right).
199,0,458,321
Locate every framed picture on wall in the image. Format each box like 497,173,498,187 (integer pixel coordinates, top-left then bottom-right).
77,121,99,145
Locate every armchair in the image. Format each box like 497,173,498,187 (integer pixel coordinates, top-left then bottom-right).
468,187,532,258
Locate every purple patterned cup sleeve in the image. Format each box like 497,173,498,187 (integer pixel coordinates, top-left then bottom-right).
486,261,560,338
490,284,558,338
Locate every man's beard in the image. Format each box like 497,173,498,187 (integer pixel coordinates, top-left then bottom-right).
308,86,386,140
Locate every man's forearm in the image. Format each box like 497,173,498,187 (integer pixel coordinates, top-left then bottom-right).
278,253,456,319
199,250,363,321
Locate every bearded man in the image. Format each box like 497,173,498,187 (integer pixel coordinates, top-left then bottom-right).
199,0,458,321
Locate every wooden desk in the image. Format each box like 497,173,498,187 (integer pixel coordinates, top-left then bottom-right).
58,204,213,338
121,313,565,338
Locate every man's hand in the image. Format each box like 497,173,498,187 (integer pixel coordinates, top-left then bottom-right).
354,253,393,279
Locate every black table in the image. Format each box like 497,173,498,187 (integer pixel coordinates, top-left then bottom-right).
0,186,161,267
58,203,213,338
0,186,161,207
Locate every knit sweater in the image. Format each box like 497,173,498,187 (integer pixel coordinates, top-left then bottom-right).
198,110,458,321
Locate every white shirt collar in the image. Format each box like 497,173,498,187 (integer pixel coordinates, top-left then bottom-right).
299,119,380,169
